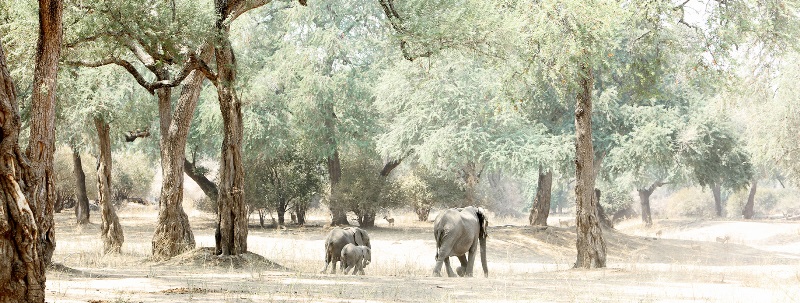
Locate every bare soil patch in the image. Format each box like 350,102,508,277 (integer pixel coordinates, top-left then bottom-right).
46,208,800,302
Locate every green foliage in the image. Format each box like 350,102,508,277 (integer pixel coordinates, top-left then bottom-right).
375,50,552,174
597,185,635,215
395,164,463,221
0,0,37,94
336,151,405,223
678,110,754,191
244,147,324,220
63,0,215,66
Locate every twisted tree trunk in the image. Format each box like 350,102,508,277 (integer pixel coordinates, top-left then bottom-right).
72,147,90,225
529,168,552,226
0,0,62,300
214,1,247,255
94,117,124,254
573,63,606,269
152,73,199,260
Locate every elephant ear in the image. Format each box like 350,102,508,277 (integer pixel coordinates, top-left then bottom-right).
476,207,488,239
354,228,367,246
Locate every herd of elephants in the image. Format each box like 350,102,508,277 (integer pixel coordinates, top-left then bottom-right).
320,206,489,277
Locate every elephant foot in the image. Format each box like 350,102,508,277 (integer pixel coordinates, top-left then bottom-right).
456,266,465,277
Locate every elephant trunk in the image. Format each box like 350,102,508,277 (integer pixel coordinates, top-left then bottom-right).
479,234,488,277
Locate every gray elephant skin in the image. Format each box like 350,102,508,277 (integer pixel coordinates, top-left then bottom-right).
433,206,488,277
341,243,371,275
321,227,371,274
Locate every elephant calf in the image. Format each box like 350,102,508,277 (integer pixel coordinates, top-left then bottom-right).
341,243,371,275
321,227,371,274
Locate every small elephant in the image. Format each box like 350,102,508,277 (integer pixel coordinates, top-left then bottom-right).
341,243,371,275
433,206,489,278
321,227,371,274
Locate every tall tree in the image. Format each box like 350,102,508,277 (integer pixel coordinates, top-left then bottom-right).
213,0,248,256
62,0,216,259
94,116,124,253
0,0,63,301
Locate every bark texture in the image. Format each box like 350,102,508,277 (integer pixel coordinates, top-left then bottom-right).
214,1,248,255
0,0,62,301
72,148,90,225
94,117,124,254
25,0,63,269
743,179,757,219
529,168,552,226
573,64,606,269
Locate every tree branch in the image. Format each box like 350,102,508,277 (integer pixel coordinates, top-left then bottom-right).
65,57,155,93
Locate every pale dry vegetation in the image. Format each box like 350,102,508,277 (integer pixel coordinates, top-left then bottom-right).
44,204,800,303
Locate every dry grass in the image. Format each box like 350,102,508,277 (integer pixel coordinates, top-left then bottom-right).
46,206,800,302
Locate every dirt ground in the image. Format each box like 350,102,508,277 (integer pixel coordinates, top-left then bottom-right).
45,204,800,303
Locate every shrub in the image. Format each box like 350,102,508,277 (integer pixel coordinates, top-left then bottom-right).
663,187,715,218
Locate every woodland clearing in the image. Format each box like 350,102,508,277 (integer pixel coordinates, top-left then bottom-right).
46,204,800,303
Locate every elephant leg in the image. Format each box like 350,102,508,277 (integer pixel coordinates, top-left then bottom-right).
456,255,468,277
444,258,457,277
320,261,330,274
465,242,478,277
332,259,339,275
433,258,445,277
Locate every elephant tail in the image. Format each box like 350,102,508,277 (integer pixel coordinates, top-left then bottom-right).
434,228,445,260
477,208,489,277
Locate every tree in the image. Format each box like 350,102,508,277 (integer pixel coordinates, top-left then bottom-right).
71,143,91,225
0,0,63,301
94,116,124,253
62,0,216,259
244,147,323,226
528,168,553,226
680,113,753,217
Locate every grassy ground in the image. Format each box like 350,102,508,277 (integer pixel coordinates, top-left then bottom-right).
46,204,800,303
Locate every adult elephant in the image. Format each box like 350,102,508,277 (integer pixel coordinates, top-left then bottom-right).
320,227,371,274
433,206,488,277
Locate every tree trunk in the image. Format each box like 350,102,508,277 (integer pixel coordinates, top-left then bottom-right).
277,200,286,226
743,179,757,219
94,117,124,254
573,63,606,269
712,182,723,217
595,189,612,229
184,159,219,204
214,2,248,255
529,168,552,226
0,0,62,300
24,0,63,270
638,188,654,227
149,43,219,259
326,150,348,225
359,212,376,228
152,74,199,260
295,203,306,226
72,148,90,225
